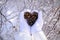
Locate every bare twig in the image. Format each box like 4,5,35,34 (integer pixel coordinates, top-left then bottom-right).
49,6,60,24
47,6,60,36
0,11,13,27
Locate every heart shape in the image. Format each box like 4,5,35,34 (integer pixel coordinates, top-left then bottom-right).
24,11,38,26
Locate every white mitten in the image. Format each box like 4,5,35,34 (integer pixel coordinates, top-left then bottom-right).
19,9,47,40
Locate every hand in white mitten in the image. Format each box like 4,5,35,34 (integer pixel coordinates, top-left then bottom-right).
19,9,47,40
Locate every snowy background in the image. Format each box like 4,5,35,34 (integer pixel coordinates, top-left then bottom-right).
0,0,60,40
